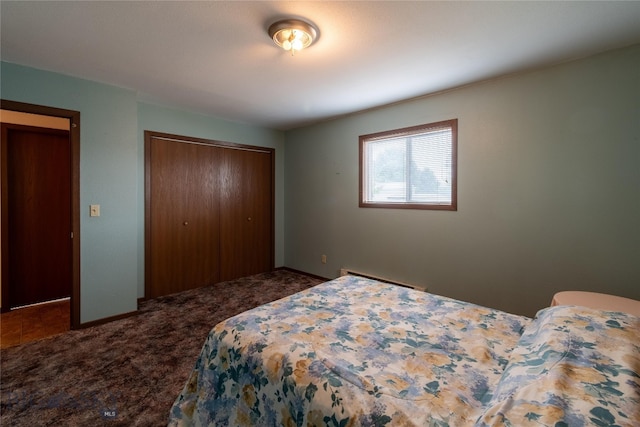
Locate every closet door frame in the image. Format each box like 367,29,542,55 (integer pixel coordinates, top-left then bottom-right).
144,130,275,299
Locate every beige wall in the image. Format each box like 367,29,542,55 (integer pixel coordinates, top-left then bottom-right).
1,110,69,130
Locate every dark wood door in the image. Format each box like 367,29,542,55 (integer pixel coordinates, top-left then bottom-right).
145,131,274,299
219,147,273,282
147,136,220,298
2,124,71,307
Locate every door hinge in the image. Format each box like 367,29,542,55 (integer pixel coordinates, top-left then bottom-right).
71,232,74,239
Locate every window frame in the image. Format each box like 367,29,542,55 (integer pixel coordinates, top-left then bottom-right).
359,119,458,211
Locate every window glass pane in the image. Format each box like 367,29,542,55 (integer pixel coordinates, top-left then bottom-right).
367,137,405,202
360,119,457,210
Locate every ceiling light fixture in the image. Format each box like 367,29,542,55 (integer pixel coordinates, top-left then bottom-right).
268,19,318,55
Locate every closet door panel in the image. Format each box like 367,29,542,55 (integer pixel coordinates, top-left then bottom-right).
148,138,220,298
220,148,273,281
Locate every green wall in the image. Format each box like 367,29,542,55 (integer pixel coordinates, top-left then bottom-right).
1,62,139,323
1,62,285,323
284,44,640,317
3,43,638,322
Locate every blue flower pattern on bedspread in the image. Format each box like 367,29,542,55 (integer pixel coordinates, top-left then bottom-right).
476,305,640,427
169,276,639,426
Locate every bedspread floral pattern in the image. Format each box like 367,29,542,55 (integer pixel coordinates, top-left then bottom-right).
476,305,640,427
169,276,531,426
169,277,639,426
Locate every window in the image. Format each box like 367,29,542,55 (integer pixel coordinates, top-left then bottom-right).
360,119,457,210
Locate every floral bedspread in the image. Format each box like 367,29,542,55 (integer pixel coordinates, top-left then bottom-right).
169,276,639,426
169,276,530,426
477,305,640,427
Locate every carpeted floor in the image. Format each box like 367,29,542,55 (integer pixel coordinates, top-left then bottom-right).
0,270,324,426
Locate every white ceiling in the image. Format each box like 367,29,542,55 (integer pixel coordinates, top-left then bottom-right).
2,1,640,130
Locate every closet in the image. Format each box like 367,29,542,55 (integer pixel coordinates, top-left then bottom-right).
145,131,274,299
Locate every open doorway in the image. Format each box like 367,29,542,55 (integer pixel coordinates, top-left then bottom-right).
1,100,80,332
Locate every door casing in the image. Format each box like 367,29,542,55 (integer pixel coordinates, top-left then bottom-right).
1,99,81,329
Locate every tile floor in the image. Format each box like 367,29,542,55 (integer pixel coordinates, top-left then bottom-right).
1,299,70,349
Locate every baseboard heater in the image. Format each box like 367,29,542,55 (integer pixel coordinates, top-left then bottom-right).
339,268,427,292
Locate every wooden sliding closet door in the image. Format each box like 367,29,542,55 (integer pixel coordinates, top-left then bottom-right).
219,147,273,282
146,136,220,298
145,131,274,299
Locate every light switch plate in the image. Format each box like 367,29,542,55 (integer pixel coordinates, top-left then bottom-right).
90,204,100,217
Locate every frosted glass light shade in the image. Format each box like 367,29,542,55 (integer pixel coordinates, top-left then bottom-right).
268,19,318,54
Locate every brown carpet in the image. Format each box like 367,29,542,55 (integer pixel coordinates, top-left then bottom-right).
0,270,324,426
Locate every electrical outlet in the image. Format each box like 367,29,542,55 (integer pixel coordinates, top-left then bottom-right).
321,254,327,264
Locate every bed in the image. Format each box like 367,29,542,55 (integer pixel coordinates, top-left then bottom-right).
169,275,640,426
